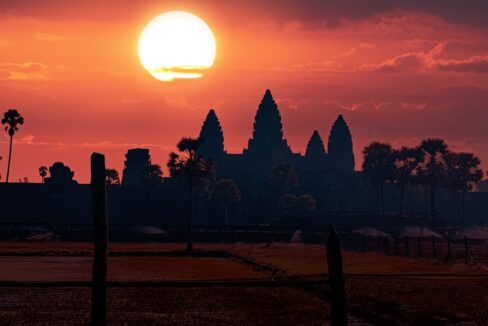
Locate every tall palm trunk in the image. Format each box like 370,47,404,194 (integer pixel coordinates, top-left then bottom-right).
5,135,13,183
187,182,194,252
380,179,385,219
376,181,381,218
430,181,435,222
399,183,406,217
451,191,456,220
461,189,466,228
223,203,229,225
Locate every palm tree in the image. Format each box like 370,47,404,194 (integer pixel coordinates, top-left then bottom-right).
141,164,163,187
416,139,448,221
168,137,213,252
362,142,395,219
444,152,483,226
2,109,24,183
39,166,48,183
211,179,241,225
391,147,421,217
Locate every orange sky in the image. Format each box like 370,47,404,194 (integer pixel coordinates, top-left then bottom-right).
0,1,487,183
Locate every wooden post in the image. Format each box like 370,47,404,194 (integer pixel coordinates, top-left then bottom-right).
327,226,348,326
464,236,469,264
91,153,108,326
446,237,452,261
432,236,436,258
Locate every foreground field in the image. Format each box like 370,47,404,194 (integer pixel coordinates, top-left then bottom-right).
0,241,487,325
0,287,329,326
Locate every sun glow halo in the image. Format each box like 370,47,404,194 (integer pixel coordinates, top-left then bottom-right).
138,11,216,81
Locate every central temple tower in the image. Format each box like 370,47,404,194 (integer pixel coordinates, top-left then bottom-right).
243,89,292,167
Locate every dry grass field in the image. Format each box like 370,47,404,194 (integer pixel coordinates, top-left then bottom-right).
0,241,487,325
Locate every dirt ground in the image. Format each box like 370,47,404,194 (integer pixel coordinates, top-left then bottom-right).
0,241,487,325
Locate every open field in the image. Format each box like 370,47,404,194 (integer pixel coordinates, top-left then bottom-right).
0,241,487,325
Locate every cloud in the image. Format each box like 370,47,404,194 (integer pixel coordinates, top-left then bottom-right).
436,56,488,73
0,62,49,81
1,0,488,28
363,43,488,74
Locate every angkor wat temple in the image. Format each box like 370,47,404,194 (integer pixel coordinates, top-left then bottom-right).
198,89,355,177
123,89,356,184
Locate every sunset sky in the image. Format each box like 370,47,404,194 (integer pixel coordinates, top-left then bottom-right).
0,0,487,183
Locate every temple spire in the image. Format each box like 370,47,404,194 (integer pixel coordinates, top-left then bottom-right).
245,89,291,161
305,130,327,164
327,115,355,171
197,109,225,160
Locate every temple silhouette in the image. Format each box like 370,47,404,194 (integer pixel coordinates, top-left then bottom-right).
123,89,355,182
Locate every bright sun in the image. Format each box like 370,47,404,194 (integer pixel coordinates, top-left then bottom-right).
138,11,216,82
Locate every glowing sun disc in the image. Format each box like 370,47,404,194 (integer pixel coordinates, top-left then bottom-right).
138,11,216,81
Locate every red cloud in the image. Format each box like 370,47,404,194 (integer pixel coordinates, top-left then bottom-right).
436,56,488,73
364,43,488,74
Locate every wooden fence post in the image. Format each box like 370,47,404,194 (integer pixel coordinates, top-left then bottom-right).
327,226,348,326
91,153,108,326
464,236,469,264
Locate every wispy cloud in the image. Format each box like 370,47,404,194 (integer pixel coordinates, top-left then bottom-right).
0,62,49,81
362,43,488,74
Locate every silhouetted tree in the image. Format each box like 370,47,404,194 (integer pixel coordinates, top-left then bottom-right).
444,152,483,226
211,179,241,225
277,193,317,218
105,169,120,187
270,163,298,195
2,109,24,183
168,137,213,252
391,147,421,217
141,164,163,187
362,142,395,218
295,194,317,216
44,162,77,184
416,139,448,221
39,166,48,183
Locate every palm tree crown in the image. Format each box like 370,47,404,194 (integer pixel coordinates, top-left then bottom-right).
2,109,24,136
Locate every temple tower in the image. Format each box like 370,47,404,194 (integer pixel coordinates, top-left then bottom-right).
244,89,292,164
122,148,151,185
197,109,225,161
327,115,355,172
305,130,327,168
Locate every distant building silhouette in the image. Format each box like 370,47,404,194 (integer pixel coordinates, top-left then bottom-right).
327,114,355,171
195,89,355,175
197,109,225,161
44,162,77,184
122,148,151,185
243,89,293,166
305,130,327,170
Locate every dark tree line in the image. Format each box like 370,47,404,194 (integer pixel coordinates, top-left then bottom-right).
363,138,483,225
